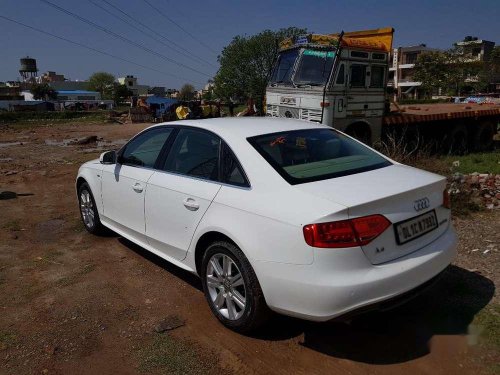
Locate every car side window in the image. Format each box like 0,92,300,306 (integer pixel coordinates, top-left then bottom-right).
163,129,220,181
221,143,249,187
120,128,173,168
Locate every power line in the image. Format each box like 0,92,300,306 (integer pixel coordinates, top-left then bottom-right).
142,0,218,55
96,0,217,69
0,15,204,86
39,0,211,78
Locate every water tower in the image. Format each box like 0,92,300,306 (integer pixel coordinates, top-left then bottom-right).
19,56,38,82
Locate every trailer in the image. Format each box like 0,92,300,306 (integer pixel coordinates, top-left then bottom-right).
265,28,499,153
384,103,500,152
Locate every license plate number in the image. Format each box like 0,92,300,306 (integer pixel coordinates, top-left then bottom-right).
395,210,438,245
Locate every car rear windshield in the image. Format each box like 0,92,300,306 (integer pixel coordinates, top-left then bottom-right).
248,128,391,184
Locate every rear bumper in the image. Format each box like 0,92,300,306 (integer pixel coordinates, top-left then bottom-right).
253,224,457,321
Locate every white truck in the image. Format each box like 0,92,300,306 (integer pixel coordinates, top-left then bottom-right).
265,28,499,152
266,28,393,145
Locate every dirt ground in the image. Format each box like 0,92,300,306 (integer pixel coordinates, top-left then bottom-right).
1,121,499,375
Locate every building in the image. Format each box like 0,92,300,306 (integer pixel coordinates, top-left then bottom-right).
40,71,66,83
388,44,439,99
148,86,166,97
166,88,179,98
456,37,495,62
455,37,498,89
56,90,101,101
49,81,89,91
118,75,149,96
0,82,23,100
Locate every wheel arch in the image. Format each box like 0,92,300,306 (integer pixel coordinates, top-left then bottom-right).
194,230,240,277
344,121,373,145
76,176,87,196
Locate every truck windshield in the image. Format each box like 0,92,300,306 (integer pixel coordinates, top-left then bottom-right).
294,49,335,86
248,128,391,185
269,49,299,86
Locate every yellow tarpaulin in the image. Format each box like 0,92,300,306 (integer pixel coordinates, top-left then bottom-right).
280,27,394,53
176,106,190,120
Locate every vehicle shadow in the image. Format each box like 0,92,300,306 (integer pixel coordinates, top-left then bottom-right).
114,237,494,364
256,265,495,364
117,237,202,291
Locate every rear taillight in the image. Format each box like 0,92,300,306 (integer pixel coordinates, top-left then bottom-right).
303,215,391,248
443,189,451,209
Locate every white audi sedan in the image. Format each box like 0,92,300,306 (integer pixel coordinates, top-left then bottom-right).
76,118,457,332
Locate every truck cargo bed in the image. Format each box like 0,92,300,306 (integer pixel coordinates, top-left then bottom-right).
384,103,500,125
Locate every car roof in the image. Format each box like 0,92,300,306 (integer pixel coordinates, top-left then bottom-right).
152,117,329,140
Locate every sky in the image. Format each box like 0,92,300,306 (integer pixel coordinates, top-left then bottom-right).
1,0,499,90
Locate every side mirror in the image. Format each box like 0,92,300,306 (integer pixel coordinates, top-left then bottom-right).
99,150,117,164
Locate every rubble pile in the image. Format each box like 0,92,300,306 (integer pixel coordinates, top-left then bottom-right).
450,172,500,210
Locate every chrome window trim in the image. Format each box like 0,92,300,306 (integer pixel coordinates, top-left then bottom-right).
117,124,252,189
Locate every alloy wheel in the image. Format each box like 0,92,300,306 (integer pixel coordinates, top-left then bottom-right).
206,253,247,320
80,190,95,229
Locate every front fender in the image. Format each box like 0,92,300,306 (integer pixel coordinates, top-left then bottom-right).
76,160,104,214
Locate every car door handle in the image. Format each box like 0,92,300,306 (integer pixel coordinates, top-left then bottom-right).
183,198,199,211
132,182,144,193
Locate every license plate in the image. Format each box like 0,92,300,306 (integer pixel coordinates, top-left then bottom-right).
395,210,438,245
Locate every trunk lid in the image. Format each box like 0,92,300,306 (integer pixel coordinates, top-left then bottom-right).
295,164,451,264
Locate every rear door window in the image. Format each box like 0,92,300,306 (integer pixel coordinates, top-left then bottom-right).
162,129,221,181
248,128,391,185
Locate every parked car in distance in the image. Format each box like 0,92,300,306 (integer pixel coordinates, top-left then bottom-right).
76,118,457,333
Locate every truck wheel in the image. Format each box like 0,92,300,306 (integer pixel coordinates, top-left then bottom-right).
445,124,468,155
345,123,371,146
471,121,495,152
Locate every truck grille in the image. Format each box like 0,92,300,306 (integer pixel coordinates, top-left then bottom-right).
301,109,322,122
267,105,322,123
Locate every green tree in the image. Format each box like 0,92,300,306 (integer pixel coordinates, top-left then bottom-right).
214,27,307,105
113,84,133,105
30,83,58,100
413,51,450,97
179,83,195,100
87,72,115,99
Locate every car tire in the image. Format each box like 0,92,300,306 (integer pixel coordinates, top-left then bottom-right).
78,182,106,235
201,241,270,333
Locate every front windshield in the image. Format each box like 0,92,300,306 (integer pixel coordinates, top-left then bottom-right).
294,49,335,86
269,49,299,86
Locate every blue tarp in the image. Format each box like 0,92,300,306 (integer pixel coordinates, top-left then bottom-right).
146,96,178,109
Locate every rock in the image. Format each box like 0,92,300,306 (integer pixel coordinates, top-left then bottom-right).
68,136,98,145
0,191,17,200
10,233,18,240
154,315,185,333
452,160,460,167
5,171,17,176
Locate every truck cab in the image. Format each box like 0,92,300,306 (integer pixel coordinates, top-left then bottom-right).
266,28,394,145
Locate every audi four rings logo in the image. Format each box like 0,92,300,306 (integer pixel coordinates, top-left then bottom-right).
413,197,430,211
